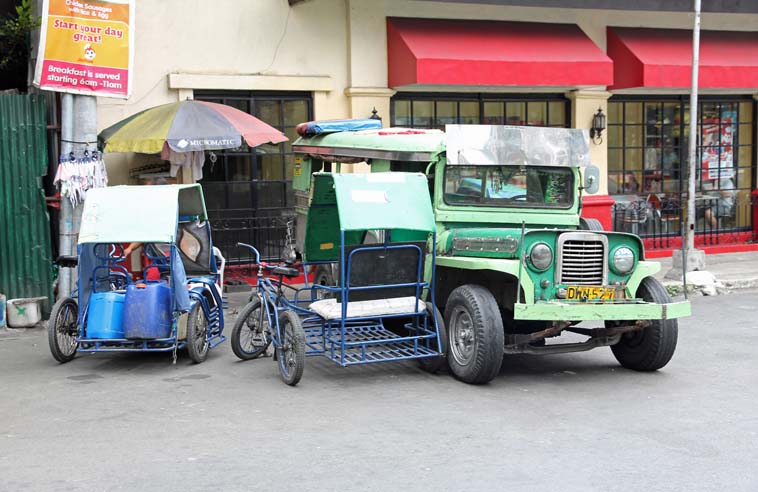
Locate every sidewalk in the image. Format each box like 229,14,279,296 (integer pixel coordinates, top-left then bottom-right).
654,250,758,294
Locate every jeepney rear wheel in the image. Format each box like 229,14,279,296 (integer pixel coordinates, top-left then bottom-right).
48,297,79,363
417,302,448,374
313,265,335,300
608,277,678,371
445,285,504,384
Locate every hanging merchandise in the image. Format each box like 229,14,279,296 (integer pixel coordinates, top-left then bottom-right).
54,150,108,207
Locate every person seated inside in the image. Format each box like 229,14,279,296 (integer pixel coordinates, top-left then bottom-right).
621,172,640,194
700,177,736,228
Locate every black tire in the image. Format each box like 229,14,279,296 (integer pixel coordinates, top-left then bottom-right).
313,264,335,299
417,302,448,374
231,297,271,361
187,303,210,364
277,310,305,386
444,285,504,384
609,277,678,371
48,297,79,363
579,217,604,231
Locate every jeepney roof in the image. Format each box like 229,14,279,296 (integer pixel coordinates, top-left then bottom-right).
446,124,591,167
78,184,208,244
293,128,445,163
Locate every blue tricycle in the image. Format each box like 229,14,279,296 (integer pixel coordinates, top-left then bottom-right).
48,184,226,364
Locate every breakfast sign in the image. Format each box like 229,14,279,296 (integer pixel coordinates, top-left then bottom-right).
33,0,134,99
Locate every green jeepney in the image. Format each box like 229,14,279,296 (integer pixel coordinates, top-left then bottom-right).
292,124,690,384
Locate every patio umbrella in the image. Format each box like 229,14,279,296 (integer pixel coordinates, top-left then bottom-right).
98,99,288,154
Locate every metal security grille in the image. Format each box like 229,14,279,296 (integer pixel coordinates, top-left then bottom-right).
556,232,608,285
193,90,311,263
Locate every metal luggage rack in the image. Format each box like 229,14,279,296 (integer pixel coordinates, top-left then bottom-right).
304,318,439,366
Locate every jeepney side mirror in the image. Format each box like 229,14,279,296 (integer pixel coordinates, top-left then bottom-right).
583,165,600,194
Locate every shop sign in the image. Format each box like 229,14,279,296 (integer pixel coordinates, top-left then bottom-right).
33,0,134,99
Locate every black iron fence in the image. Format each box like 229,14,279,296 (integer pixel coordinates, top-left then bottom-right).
612,192,755,248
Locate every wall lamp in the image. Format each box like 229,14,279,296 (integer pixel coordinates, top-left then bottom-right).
590,107,606,144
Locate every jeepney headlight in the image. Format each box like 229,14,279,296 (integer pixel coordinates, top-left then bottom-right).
529,242,553,271
611,246,635,274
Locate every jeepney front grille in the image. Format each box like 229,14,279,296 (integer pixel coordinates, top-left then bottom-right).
556,232,608,285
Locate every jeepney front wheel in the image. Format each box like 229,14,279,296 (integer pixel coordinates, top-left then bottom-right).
608,277,678,371
445,285,504,384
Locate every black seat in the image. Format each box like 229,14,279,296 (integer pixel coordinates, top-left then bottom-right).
271,266,300,278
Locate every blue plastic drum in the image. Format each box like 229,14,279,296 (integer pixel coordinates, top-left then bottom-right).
123,281,172,339
86,291,126,339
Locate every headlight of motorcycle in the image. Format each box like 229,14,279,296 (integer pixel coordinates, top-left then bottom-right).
529,242,553,271
611,246,635,274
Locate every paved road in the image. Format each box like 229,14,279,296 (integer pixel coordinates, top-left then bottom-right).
1,292,756,492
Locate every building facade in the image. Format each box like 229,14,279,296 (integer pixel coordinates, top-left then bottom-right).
96,0,758,258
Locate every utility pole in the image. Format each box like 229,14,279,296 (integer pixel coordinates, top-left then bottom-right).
57,94,97,299
667,0,706,279
686,0,701,253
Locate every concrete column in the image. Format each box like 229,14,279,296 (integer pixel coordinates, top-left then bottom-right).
567,90,612,194
567,90,614,230
345,0,394,122
344,87,396,125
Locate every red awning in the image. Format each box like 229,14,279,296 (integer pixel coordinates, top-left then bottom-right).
608,27,758,90
387,18,613,89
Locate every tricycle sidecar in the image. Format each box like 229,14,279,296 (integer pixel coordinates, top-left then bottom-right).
48,184,226,364
232,172,445,385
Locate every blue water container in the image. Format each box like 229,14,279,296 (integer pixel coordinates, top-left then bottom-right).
123,281,172,339
86,291,126,339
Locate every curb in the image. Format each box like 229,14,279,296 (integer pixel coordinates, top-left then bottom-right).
660,276,758,297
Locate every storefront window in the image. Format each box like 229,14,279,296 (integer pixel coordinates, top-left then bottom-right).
608,97,756,245
391,94,568,129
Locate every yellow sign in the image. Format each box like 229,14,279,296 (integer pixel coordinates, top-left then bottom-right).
33,0,134,99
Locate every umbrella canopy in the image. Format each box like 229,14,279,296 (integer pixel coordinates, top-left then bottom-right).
98,100,288,154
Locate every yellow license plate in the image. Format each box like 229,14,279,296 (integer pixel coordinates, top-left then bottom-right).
565,285,615,301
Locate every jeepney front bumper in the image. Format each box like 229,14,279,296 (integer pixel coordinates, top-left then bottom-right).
514,300,691,321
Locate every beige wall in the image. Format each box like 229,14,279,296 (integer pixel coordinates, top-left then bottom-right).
99,0,758,185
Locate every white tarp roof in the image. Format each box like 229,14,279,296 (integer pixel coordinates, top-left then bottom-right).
78,184,207,244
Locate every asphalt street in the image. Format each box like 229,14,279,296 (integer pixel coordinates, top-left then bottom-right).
1,291,756,492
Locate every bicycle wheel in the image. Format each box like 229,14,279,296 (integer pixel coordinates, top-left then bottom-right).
277,310,305,386
231,296,271,361
48,297,79,363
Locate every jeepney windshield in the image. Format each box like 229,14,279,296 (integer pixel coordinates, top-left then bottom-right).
443,165,574,209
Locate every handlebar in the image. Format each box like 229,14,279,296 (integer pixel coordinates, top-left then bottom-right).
236,242,261,265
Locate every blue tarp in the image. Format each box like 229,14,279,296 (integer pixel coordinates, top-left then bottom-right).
297,118,382,137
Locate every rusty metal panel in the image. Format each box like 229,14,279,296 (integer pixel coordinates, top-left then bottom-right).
0,94,53,309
